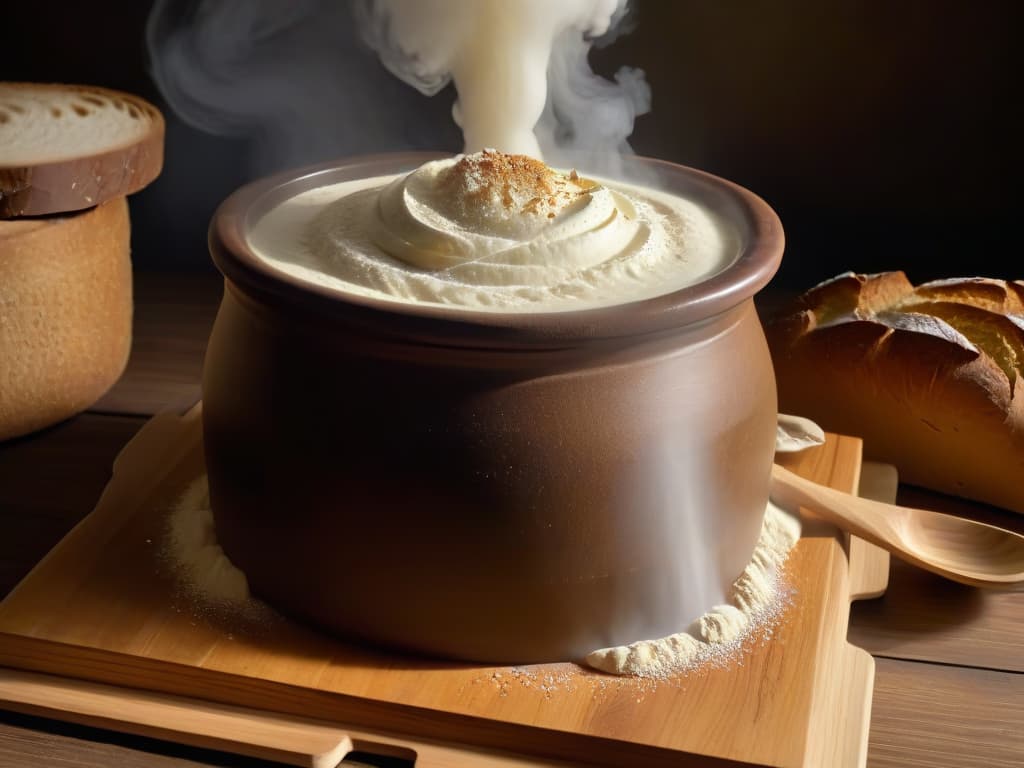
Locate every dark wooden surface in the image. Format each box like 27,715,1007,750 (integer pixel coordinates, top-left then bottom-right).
0,272,1021,767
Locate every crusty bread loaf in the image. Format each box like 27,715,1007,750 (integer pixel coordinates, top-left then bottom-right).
0,199,132,440
0,83,164,217
766,271,1024,513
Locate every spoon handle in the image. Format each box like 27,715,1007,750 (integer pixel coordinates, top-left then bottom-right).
771,463,909,553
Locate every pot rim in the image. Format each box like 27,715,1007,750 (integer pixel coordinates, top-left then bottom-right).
209,151,783,348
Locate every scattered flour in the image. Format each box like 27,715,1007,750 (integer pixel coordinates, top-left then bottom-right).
162,476,799,678
584,501,800,677
162,477,272,623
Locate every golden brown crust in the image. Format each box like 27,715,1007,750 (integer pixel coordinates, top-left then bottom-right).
797,271,915,325
0,198,132,439
0,83,164,217
767,271,1024,513
910,277,1024,315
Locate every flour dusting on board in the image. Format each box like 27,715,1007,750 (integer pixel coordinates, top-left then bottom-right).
162,477,274,624
161,475,800,680
584,502,800,677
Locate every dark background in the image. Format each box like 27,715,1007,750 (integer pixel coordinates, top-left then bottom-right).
3,0,1019,291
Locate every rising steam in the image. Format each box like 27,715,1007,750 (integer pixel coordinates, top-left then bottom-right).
146,0,462,173
147,0,649,175
356,0,649,165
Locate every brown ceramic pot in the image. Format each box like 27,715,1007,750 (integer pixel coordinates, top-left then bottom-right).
204,153,783,664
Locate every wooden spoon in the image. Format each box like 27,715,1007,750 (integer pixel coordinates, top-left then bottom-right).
771,463,1024,589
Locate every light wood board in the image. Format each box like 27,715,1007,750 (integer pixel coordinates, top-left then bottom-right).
0,405,888,767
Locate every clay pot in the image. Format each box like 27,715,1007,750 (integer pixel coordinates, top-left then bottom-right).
204,153,783,664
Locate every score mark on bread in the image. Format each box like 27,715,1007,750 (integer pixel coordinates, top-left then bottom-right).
766,271,1024,514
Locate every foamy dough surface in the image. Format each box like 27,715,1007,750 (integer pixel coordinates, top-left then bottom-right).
584,502,800,677
247,153,738,313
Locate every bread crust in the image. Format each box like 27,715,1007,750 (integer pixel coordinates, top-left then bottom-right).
0,198,132,440
0,83,164,217
767,271,1024,514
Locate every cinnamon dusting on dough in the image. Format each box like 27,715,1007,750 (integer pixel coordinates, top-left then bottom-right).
438,149,590,220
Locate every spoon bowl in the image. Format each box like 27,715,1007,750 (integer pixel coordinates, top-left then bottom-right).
904,512,1024,579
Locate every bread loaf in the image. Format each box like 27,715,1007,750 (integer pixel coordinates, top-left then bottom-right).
0,83,162,439
0,199,132,440
766,271,1024,513
0,83,164,217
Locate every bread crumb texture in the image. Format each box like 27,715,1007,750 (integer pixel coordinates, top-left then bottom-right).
0,83,160,166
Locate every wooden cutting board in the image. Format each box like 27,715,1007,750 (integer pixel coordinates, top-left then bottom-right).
0,405,888,767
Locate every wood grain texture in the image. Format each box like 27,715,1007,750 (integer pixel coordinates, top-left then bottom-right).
4,657,1021,768
849,558,1024,673
776,432,885,768
0,414,144,596
868,658,1024,768
0,668,586,768
0,708,288,768
0,668,352,768
849,482,1024,673
0,406,879,767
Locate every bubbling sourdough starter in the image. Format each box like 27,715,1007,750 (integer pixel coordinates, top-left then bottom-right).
247,150,737,312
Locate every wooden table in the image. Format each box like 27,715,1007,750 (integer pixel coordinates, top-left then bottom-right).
0,272,1021,768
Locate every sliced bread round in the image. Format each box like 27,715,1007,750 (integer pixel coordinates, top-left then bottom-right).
0,82,164,217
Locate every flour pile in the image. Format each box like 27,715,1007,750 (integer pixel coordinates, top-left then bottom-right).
163,477,270,622
584,502,800,677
